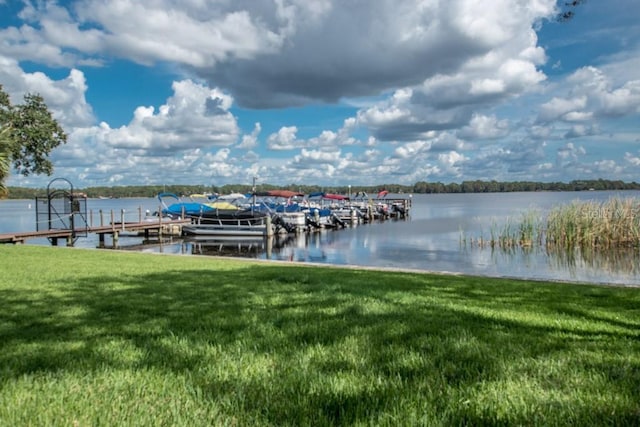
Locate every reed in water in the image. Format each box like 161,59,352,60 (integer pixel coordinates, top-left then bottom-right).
464,197,640,250
545,197,640,249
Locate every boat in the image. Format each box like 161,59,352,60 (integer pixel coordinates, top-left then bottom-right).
181,209,303,236
278,211,307,230
303,192,355,228
158,193,218,218
250,190,305,213
245,190,308,232
159,192,293,237
159,192,254,219
195,208,269,224
182,222,269,237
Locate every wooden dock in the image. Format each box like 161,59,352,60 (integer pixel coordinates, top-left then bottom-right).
0,229,79,245
0,218,191,246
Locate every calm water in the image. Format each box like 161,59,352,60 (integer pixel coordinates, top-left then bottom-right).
2,191,639,286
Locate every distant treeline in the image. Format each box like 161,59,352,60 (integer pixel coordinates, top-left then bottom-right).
5,179,640,199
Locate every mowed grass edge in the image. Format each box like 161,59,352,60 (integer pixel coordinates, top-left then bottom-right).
1,245,639,426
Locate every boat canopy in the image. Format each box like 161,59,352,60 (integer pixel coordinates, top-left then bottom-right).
158,192,217,216
307,191,349,200
216,193,247,200
254,190,304,198
323,193,349,201
206,200,242,210
157,192,180,202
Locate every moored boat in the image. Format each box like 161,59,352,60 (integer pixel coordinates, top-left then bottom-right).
182,222,269,237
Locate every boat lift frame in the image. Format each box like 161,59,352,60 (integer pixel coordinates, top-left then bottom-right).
35,177,88,245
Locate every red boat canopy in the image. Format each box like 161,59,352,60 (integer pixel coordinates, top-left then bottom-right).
255,190,304,198
323,193,349,201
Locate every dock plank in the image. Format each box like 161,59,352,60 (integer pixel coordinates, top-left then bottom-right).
0,219,191,245
0,229,74,244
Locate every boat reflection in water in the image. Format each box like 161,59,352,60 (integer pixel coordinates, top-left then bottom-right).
124,229,334,264
182,234,295,258
182,232,333,262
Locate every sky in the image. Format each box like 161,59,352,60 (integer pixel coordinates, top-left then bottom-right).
1,0,639,189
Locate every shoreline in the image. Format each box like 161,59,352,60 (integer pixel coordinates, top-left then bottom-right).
43,244,640,289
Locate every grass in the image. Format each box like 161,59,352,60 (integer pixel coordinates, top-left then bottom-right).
1,245,639,426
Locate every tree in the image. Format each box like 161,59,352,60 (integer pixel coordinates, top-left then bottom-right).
0,127,10,197
557,0,585,22
0,85,67,194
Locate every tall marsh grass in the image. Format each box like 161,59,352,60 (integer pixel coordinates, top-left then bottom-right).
464,197,640,251
546,197,640,249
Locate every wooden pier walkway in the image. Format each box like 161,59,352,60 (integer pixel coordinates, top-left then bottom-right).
0,229,79,245
0,218,191,246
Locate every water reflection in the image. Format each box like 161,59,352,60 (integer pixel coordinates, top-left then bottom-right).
131,228,640,286
185,235,292,258
546,246,640,280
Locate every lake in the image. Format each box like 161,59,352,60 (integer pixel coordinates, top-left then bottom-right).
1,190,639,286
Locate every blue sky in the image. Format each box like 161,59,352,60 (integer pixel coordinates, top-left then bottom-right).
1,0,639,188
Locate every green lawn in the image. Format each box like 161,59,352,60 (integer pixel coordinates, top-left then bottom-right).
1,245,639,426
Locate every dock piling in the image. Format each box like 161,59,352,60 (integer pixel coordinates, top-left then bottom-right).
265,216,273,237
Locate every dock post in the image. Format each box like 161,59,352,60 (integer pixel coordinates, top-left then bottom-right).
121,209,125,231
113,231,119,248
266,235,273,259
98,233,105,248
265,216,273,237
158,209,163,239
66,235,73,247
99,209,104,226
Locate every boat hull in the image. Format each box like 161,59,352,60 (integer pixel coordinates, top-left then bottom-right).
182,223,269,237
